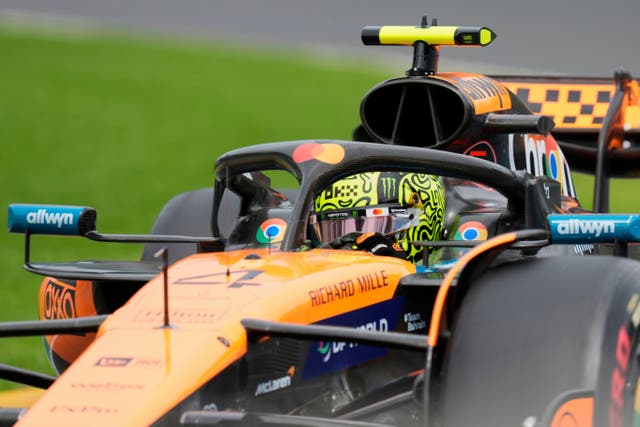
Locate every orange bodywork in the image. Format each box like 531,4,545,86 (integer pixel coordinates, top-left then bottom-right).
18,249,415,427
39,279,97,365
549,395,594,427
501,80,640,132
435,72,513,115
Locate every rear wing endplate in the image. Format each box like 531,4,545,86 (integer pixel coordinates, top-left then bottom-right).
498,71,640,212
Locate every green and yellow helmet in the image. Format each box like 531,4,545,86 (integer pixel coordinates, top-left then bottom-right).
311,171,445,263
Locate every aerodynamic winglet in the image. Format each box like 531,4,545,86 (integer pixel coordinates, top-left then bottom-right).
8,204,96,236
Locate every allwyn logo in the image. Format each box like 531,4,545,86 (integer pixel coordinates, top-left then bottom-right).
556,219,615,237
26,209,74,228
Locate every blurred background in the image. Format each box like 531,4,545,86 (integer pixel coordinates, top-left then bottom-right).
2,0,640,75
0,0,638,393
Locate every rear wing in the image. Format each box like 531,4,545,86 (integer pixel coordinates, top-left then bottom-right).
496,72,640,176
498,75,640,133
496,71,640,213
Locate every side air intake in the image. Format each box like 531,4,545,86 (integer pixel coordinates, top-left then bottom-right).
360,78,470,147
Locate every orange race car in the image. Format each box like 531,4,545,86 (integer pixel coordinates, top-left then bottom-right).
3,16,640,427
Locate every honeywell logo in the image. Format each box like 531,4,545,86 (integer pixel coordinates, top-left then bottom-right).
26,209,74,228
556,219,615,237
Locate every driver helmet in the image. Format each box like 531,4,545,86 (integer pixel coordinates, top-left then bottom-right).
311,171,445,263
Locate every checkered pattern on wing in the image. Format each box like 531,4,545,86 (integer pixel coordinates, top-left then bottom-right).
508,83,613,130
501,79,640,132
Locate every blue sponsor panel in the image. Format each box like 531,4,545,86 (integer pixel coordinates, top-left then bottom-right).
302,297,404,380
548,214,640,244
8,204,96,236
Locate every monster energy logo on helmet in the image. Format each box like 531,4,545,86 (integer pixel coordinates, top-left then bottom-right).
380,175,398,201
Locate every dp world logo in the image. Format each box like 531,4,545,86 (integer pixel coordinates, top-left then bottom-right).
316,340,351,363
303,298,403,380
316,341,332,362
315,317,389,363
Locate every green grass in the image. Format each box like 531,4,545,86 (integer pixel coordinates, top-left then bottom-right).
0,26,388,389
1,24,639,391
571,173,640,213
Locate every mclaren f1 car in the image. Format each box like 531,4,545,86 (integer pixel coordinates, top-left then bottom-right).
3,16,640,427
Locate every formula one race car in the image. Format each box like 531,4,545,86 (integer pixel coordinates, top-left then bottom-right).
3,16,640,427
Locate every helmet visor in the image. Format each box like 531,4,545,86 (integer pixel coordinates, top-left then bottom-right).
310,205,421,244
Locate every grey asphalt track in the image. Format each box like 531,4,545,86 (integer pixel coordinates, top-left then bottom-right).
0,0,638,76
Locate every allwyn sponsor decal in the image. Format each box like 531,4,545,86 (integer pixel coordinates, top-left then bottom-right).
556,219,615,237
26,209,74,228
549,214,640,243
8,204,94,235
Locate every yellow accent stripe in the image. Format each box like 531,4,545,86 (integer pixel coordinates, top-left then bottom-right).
635,377,640,414
379,26,461,46
479,28,493,45
0,387,44,407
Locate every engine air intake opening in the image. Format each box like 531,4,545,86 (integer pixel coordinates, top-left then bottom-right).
360,79,468,148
